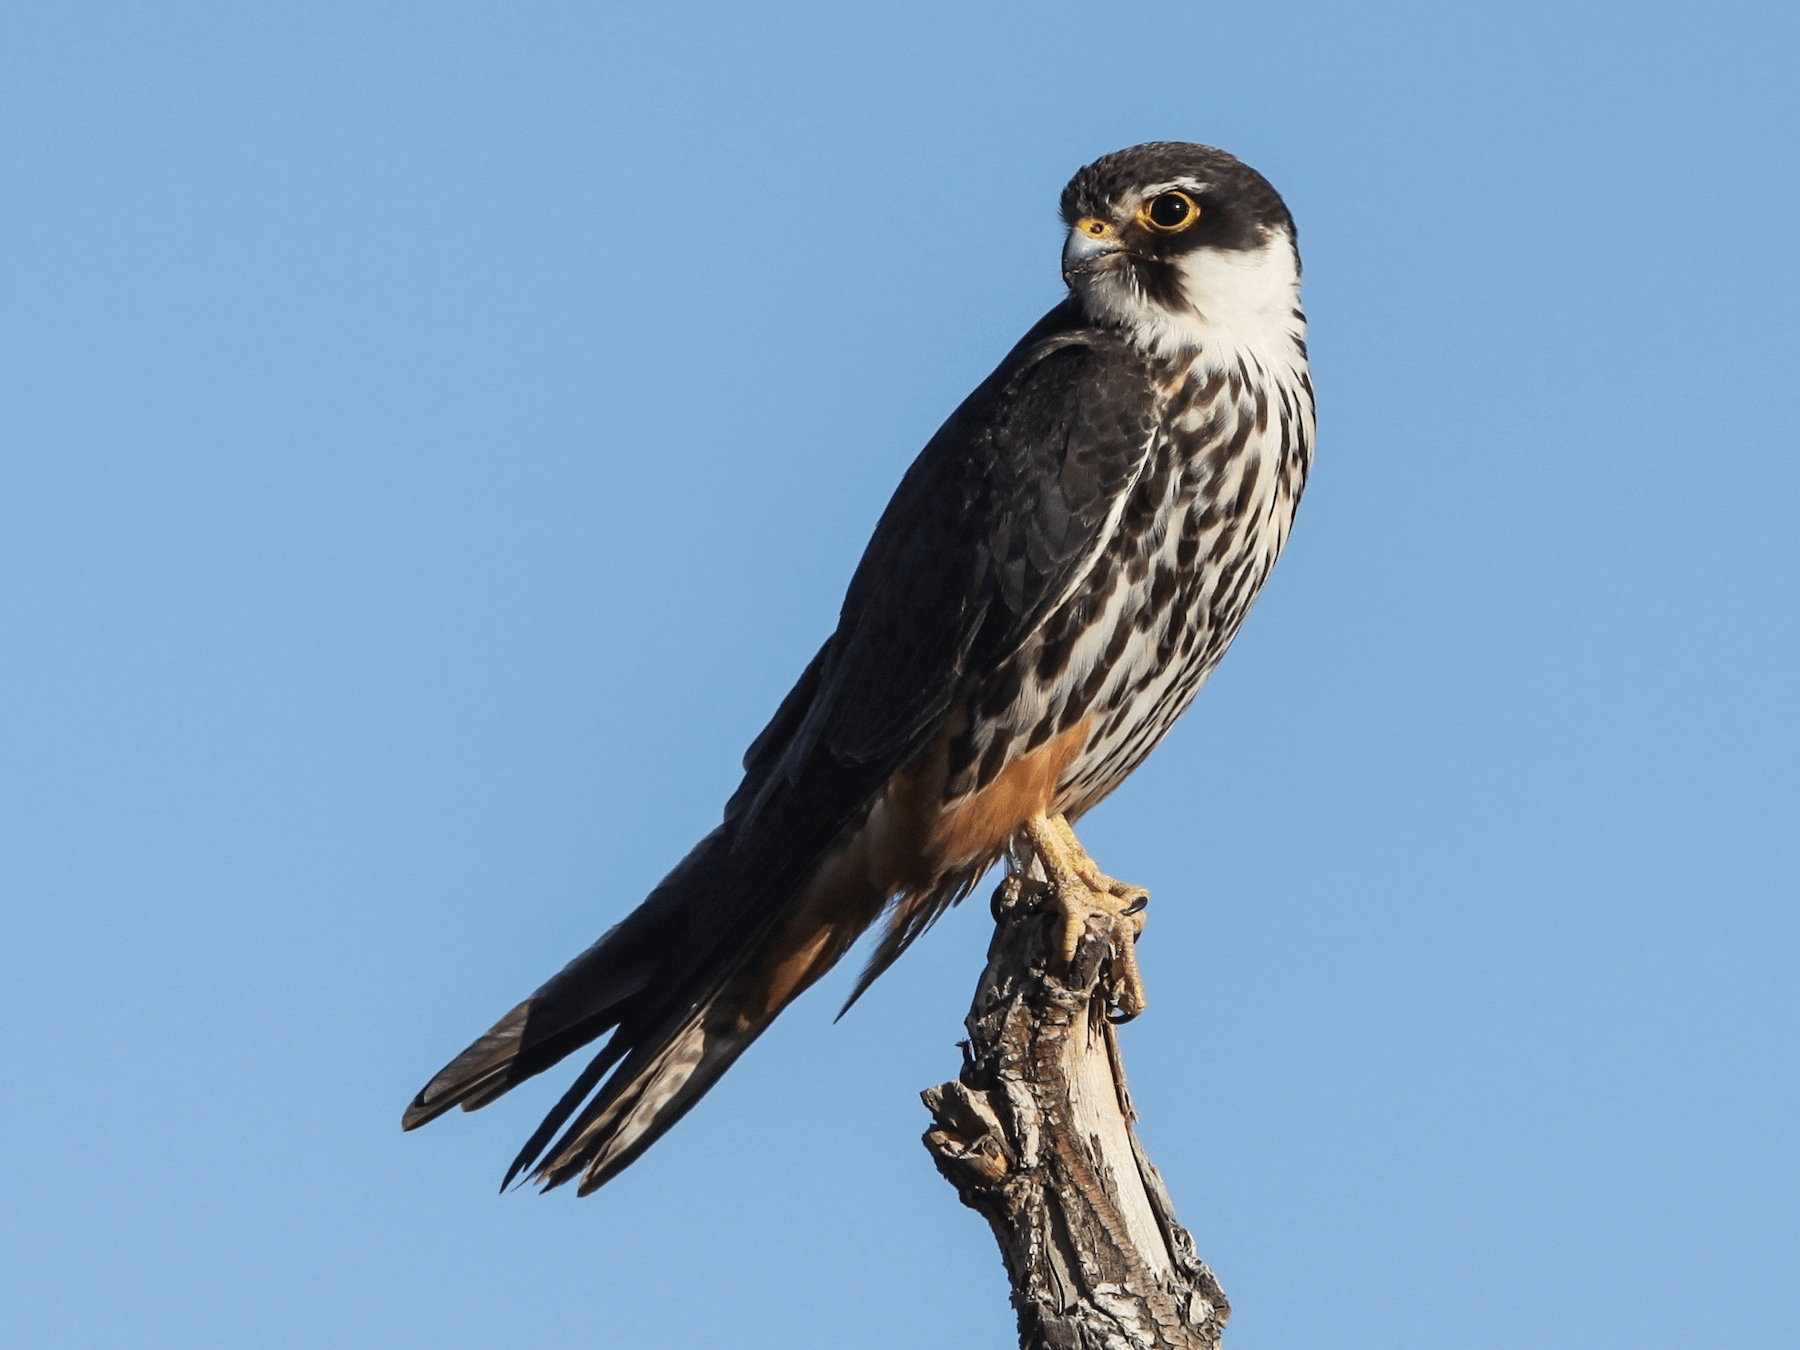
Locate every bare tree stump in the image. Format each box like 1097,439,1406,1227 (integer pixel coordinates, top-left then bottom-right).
922,868,1229,1350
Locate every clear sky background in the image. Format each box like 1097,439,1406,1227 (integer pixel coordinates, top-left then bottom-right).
3,3,1795,1347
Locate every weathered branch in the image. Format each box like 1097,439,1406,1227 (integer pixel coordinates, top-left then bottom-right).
923,868,1228,1350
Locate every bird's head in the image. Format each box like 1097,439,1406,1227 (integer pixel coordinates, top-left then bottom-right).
1059,142,1304,364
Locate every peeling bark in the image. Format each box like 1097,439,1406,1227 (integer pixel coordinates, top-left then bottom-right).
923,869,1228,1350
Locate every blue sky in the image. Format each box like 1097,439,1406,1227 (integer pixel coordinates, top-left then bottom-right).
3,2,1796,1346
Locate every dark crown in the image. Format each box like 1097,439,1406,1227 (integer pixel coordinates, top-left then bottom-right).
1060,142,1294,252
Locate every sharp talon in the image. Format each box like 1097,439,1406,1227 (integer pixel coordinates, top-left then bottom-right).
1121,895,1148,916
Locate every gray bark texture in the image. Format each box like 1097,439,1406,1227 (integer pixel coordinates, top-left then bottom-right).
922,868,1229,1350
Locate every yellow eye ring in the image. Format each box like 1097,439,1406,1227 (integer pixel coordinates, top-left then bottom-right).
1138,191,1200,233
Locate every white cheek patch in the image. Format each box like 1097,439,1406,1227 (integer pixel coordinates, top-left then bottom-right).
1174,230,1305,366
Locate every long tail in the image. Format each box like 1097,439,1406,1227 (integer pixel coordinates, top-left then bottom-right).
402,820,885,1195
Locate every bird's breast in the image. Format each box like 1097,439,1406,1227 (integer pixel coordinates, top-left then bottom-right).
957,349,1314,819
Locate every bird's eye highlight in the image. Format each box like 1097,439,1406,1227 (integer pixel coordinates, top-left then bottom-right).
1140,192,1199,233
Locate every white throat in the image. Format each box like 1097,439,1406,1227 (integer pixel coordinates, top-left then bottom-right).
1074,227,1306,376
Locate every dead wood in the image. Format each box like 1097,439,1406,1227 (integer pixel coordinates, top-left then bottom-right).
922,867,1229,1350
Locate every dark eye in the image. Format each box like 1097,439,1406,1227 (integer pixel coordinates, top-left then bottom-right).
1142,191,1199,232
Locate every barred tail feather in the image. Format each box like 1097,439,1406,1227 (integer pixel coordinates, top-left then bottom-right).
402,825,731,1134
404,815,889,1195
517,850,889,1193
520,1002,763,1194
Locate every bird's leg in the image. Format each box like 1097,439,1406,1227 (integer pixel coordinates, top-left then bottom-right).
1020,813,1148,1020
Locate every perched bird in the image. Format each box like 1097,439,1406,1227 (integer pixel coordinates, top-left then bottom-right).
404,141,1315,1195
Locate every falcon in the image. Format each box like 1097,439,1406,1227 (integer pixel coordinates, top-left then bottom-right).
404,142,1315,1195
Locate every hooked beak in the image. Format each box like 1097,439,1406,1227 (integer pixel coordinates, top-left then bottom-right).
1062,216,1122,280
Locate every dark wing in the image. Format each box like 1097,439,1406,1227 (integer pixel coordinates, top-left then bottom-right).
734,302,1159,831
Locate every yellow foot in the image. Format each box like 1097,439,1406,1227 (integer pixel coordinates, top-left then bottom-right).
1021,813,1149,1021
1042,813,1151,910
